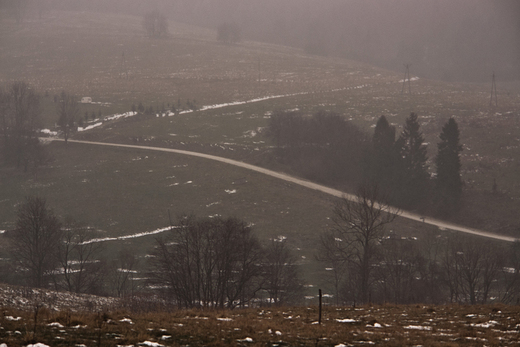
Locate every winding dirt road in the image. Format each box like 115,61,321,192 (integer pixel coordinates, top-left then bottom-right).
57,139,518,243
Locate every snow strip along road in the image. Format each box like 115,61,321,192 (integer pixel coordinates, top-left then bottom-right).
57,139,518,243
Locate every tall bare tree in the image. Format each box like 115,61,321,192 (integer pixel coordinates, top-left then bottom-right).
442,234,504,304
57,92,79,144
148,215,264,309
54,221,104,294
9,197,62,288
0,82,45,172
327,184,399,304
262,237,303,306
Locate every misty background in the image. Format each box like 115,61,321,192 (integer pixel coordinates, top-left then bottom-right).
5,0,519,82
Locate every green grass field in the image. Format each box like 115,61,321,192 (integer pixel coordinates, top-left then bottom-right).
1,9,520,291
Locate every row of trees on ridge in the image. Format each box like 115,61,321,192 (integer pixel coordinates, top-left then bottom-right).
266,110,463,215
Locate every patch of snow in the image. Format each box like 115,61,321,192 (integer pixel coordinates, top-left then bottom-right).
336,318,359,323
225,189,237,194
47,322,64,328
104,111,137,122
41,129,58,136
217,317,233,321
399,77,419,82
404,325,431,330
120,318,134,324
5,316,22,321
78,122,102,132
138,342,164,347
237,337,253,343
81,226,174,244
471,320,498,328
27,344,50,347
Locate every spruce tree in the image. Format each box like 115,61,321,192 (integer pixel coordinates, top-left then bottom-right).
435,117,463,212
371,115,397,193
396,112,429,207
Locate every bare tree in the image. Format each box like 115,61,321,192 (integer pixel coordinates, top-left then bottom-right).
9,196,62,288
148,215,263,309
327,184,399,304
262,237,303,306
109,248,139,298
57,92,79,144
54,221,104,294
0,82,45,172
377,237,423,304
317,231,350,306
217,22,241,44
142,10,168,38
442,234,504,304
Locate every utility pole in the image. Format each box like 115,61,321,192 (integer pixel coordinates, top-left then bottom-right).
120,52,127,79
401,63,412,95
490,71,498,107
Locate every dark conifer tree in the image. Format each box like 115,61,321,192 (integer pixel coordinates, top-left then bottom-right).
371,115,397,193
435,117,463,213
395,112,429,207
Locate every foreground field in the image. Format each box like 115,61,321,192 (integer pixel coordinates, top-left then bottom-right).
1,299,519,346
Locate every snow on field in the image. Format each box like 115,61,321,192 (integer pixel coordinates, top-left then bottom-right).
403,325,432,330
40,129,58,136
104,111,137,121
81,226,174,244
0,284,118,311
336,318,359,323
398,76,419,83
77,122,102,132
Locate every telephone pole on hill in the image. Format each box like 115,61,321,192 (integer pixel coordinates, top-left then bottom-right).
402,63,412,95
490,71,498,107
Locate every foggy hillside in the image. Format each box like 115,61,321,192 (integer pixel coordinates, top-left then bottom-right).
5,0,519,82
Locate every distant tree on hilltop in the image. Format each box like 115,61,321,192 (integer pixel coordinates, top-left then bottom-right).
143,10,168,38
217,22,241,44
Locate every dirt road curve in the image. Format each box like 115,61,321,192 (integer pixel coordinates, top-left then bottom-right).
57,139,518,243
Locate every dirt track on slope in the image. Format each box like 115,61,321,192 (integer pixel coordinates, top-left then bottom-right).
56,139,518,243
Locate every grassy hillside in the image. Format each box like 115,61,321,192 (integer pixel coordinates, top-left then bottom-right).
1,299,519,346
1,9,520,293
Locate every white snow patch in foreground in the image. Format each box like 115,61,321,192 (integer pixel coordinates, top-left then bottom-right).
5,315,22,321
336,318,359,323
27,344,50,347
47,322,64,328
237,337,253,343
404,325,431,330
225,189,237,194
138,342,164,347
471,320,499,328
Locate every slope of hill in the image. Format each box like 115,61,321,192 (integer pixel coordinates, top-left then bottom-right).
1,9,520,295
